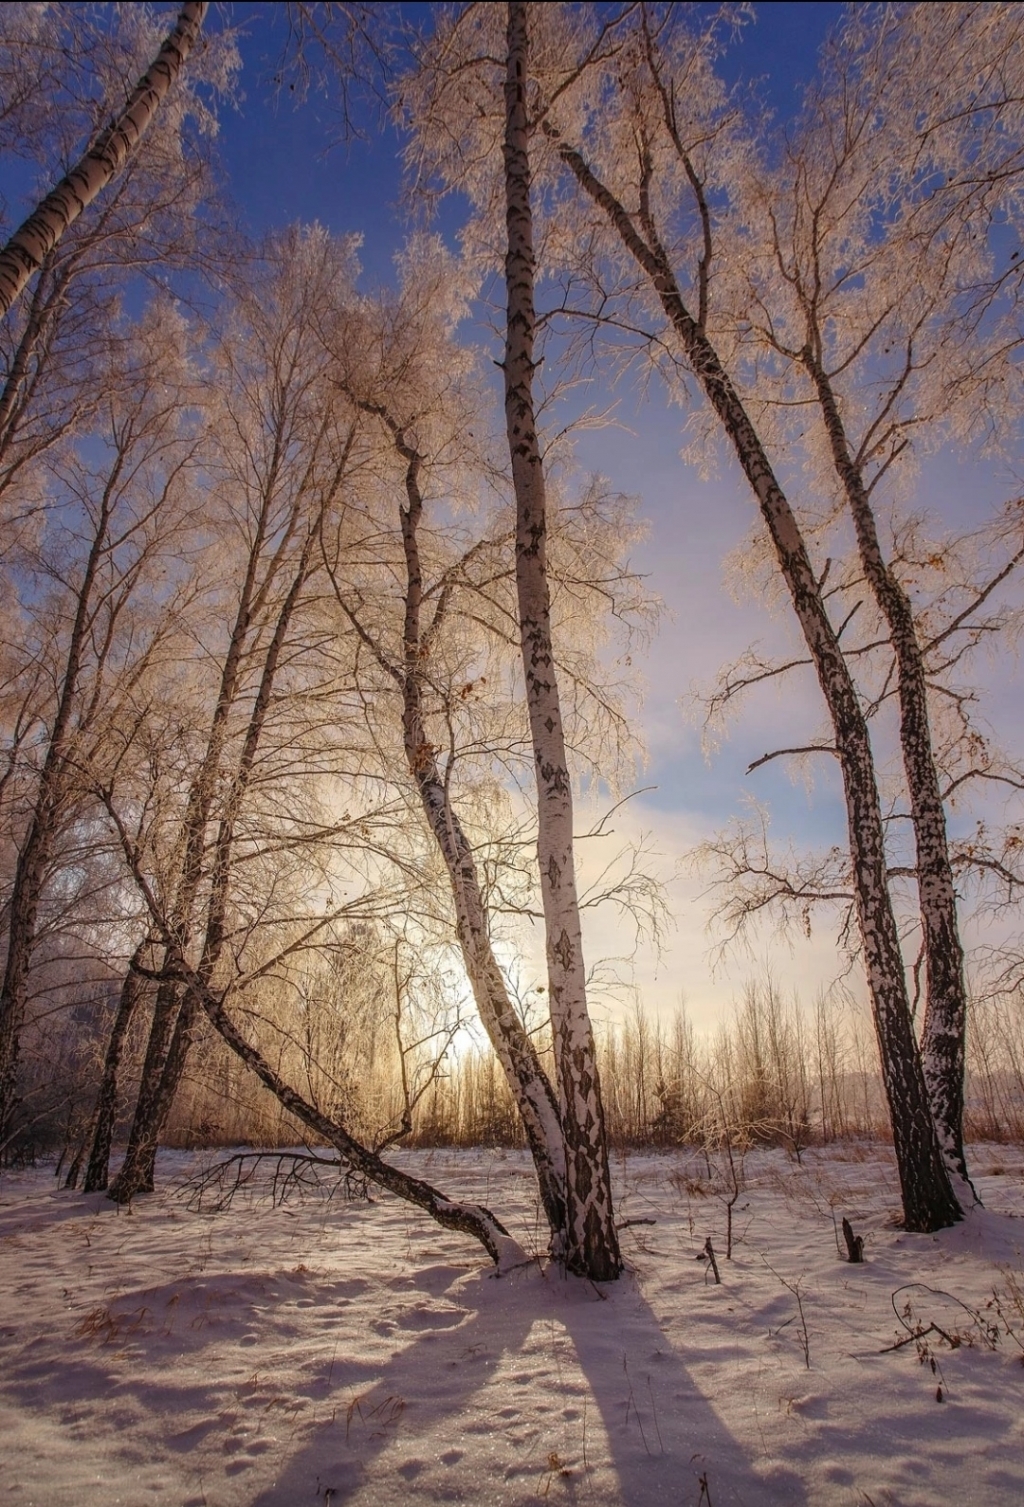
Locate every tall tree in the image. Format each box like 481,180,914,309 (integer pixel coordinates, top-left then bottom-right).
500,2,620,1278
325,241,651,1253
0,2,208,319
0,2,235,554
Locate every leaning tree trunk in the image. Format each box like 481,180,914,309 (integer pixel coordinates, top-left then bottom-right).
92,834,527,1267
502,2,621,1279
202,981,525,1267
351,399,568,1244
550,127,961,1232
0,2,207,320
803,348,974,1197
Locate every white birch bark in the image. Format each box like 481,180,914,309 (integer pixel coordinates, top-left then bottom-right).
502,2,621,1279
0,2,207,320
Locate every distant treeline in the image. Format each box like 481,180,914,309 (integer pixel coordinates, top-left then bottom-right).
11,969,1024,1175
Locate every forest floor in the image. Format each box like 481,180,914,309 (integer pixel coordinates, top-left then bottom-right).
0,1142,1022,1506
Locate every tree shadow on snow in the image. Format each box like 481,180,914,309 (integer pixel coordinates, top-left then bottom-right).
249,1258,808,1507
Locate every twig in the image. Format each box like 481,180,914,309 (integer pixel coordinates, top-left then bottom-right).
762,1256,810,1368
646,1374,665,1454
622,1356,653,1456
179,1151,370,1213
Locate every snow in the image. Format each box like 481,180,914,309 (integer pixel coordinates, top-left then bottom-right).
1,1143,1022,1505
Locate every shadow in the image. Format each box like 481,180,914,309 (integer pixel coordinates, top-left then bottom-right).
247,1260,807,1507
557,1272,808,1506
0,1184,118,1237
1,1265,384,1437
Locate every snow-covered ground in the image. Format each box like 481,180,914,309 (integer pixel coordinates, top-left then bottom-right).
1,1143,1022,1505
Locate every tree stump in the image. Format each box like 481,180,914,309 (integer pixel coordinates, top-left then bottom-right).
842,1217,865,1263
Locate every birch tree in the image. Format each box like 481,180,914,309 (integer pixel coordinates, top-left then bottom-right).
0,3,235,550
322,235,651,1258
0,1,208,320
499,1,620,1279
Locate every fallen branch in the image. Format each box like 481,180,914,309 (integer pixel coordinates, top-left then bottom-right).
180,1151,371,1213
881,1282,999,1353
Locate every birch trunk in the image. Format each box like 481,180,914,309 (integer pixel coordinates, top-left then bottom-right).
551,131,961,1231
111,448,287,1202
502,2,621,1278
82,943,150,1192
338,400,568,1241
803,349,974,1197
0,2,207,320
122,501,333,1188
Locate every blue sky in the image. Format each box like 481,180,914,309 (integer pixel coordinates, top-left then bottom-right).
203,3,914,1028
205,4,1021,1027
217,3,846,261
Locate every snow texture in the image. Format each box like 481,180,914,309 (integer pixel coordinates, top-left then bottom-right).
1,1143,1022,1504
